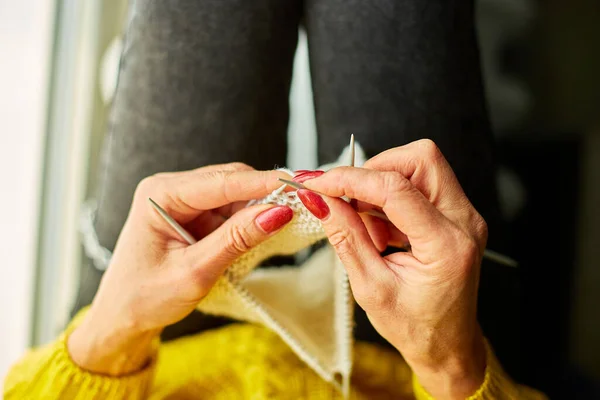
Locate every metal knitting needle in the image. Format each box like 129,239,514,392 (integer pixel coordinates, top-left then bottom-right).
280,178,392,220
349,134,355,167
279,178,326,195
278,179,518,268
148,197,197,245
479,249,518,268
345,135,517,267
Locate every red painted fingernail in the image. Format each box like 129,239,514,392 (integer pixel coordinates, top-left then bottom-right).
297,189,330,220
293,170,324,183
256,206,294,234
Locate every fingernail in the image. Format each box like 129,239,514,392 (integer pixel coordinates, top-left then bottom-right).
293,170,324,183
297,189,330,220
256,206,294,234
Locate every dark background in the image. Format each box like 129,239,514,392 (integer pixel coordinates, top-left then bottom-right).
478,0,600,397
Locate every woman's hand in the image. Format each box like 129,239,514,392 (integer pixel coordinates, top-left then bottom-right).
298,140,488,399
68,163,293,376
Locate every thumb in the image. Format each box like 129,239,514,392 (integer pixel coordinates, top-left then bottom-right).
297,190,388,286
182,204,293,289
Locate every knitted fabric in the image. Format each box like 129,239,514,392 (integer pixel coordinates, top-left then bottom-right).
10,143,550,399
5,309,548,399
196,143,366,396
79,143,367,396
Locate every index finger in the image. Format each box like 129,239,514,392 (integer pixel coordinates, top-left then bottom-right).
136,169,290,223
303,167,450,242
363,139,467,213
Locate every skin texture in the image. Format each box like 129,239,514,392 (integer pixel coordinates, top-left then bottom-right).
68,163,294,376
69,141,487,399
301,140,488,399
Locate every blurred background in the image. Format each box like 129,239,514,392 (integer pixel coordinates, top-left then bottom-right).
1,0,599,397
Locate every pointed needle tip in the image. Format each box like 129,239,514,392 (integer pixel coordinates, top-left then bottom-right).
349,135,355,167
278,178,306,190
148,197,160,208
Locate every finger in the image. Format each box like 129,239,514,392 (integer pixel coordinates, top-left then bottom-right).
152,162,255,179
297,189,389,282
303,167,450,244
349,198,383,214
135,169,291,223
387,223,410,248
215,200,250,219
363,139,467,212
360,211,409,249
184,200,249,239
184,212,227,240
360,214,389,252
299,192,398,310
182,204,293,289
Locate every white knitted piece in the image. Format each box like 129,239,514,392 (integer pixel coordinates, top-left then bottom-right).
198,143,365,396
81,143,366,397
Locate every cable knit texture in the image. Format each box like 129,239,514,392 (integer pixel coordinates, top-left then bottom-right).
412,339,547,400
4,308,547,399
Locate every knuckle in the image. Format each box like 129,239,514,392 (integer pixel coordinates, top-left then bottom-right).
226,162,252,171
457,234,480,271
202,170,234,199
226,224,254,254
382,171,412,197
415,139,442,161
473,214,489,245
152,171,175,179
135,175,162,200
201,170,226,181
328,229,355,258
218,169,241,197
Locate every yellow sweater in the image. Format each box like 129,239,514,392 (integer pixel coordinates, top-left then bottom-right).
4,309,545,400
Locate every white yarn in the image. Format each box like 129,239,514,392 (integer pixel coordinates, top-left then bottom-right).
80,201,111,271
80,142,366,397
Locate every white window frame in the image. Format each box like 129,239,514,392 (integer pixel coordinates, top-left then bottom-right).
0,0,57,382
32,0,102,347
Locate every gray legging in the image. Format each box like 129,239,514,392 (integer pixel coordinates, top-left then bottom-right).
74,0,514,367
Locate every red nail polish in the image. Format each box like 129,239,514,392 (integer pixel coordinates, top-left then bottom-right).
297,189,330,220
293,170,324,183
256,206,294,234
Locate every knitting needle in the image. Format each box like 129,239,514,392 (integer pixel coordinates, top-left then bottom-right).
278,179,518,268
345,135,517,267
148,197,197,245
349,134,355,167
478,249,518,268
280,178,388,221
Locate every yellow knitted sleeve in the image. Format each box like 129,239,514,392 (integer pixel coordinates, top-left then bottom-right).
3,308,157,400
411,339,548,400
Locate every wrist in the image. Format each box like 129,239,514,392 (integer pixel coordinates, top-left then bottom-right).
67,311,160,376
405,330,487,399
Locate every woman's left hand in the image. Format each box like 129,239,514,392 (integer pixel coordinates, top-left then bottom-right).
297,140,488,399
68,163,293,376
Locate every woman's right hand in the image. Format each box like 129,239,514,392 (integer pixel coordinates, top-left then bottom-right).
68,163,293,376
